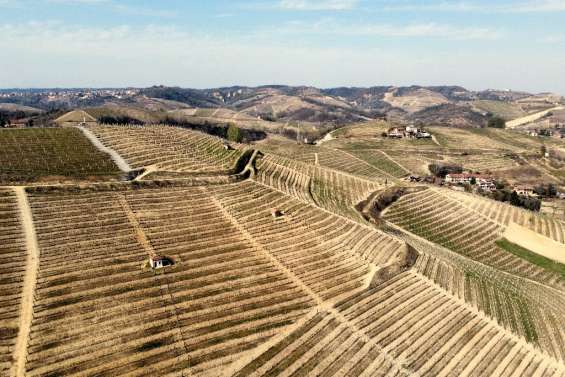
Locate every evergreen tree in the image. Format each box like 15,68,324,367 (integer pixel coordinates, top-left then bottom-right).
510,191,521,206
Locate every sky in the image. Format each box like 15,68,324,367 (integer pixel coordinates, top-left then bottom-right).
0,0,564,93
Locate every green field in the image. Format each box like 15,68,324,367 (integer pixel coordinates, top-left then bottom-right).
0,128,121,183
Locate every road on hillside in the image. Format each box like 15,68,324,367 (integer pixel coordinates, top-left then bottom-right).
506,106,564,129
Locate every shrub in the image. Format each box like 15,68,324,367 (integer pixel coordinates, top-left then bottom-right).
98,115,144,125
487,116,506,129
534,183,557,197
490,189,541,211
428,163,463,178
494,180,506,190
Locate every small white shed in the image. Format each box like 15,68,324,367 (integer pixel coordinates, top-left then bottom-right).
149,255,171,269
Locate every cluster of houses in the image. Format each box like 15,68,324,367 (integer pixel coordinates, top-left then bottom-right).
386,125,432,139
444,173,497,192
527,125,565,139
410,172,541,197
444,173,540,197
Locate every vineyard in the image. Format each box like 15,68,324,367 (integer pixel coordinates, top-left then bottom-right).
18,181,410,376
0,189,26,375
430,127,532,152
414,252,565,361
382,188,564,289
0,128,121,183
88,124,244,176
230,271,563,377
442,188,565,243
348,149,411,178
254,154,386,220
441,152,519,173
25,188,313,376
314,149,392,180
255,138,391,181
0,122,564,376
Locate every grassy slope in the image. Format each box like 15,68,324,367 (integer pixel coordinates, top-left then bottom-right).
496,238,565,277
472,100,526,120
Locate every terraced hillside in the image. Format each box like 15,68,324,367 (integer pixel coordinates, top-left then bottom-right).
442,189,565,243
18,181,408,376
26,188,313,376
310,149,392,181
256,137,391,180
88,124,244,176
0,189,26,376
1,123,564,376
348,150,410,178
411,246,565,362
231,271,563,377
441,152,518,173
254,154,386,220
382,187,564,289
0,128,121,184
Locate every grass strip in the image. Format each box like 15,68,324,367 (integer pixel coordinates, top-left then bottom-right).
495,238,565,278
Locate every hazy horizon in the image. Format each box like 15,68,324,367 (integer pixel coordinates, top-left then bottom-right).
0,84,562,96
1,0,565,94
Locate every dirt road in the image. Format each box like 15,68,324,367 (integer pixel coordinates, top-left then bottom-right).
11,187,40,377
506,106,564,129
77,126,132,172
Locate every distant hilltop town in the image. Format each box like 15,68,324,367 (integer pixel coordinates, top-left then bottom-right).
0,88,140,101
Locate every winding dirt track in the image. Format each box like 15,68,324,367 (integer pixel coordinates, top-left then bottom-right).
11,187,40,377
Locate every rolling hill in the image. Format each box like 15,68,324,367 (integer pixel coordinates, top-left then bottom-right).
0,123,564,376
3,86,564,132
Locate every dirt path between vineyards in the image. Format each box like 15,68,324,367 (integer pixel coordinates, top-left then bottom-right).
379,150,411,175
77,126,132,173
11,187,40,377
207,189,413,377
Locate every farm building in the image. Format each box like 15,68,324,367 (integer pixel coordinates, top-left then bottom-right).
54,110,97,127
514,185,538,197
478,180,496,192
416,130,432,138
271,208,284,218
445,173,471,184
149,255,172,269
387,128,404,138
387,126,432,139
445,174,496,191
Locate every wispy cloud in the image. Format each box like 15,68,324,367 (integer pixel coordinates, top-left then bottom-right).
47,0,110,4
539,35,565,44
45,0,177,17
511,0,565,12
381,0,565,13
279,19,500,40
0,0,24,8
278,0,359,10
